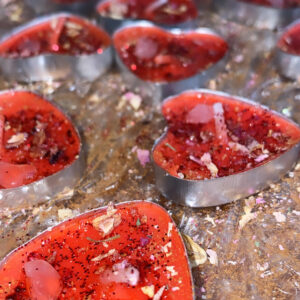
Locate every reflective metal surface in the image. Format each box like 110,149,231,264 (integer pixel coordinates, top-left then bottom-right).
0,13,113,82
152,89,300,207
213,0,300,30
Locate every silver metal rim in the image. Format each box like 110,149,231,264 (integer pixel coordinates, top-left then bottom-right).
213,0,300,30
152,89,300,207
0,200,195,300
113,22,228,99
0,13,113,82
0,90,85,210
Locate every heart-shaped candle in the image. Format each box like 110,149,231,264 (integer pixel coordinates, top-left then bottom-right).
97,0,198,27
0,201,194,299
276,19,300,79
0,90,84,208
113,24,228,83
0,13,112,81
214,0,300,30
152,89,300,207
278,20,300,55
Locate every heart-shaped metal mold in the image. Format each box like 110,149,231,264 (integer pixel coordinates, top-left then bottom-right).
0,90,85,210
152,89,300,207
113,22,228,99
97,0,198,34
276,19,300,80
0,201,194,300
0,13,113,82
214,0,300,30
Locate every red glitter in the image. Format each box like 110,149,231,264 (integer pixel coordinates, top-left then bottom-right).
0,202,193,299
0,91,80,189
153,91,300,180
0,15,111,58
114,26,228,82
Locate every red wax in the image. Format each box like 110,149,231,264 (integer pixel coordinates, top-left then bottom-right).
114,26,228,82
153,91,300,180
278,22,300,55
97,0,198,25
0,201,193,300
0,15,111,58
239,0,300,8
0,91,80,189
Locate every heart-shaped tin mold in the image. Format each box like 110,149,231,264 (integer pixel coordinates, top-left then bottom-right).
214,0,300,30
0,13,112,82
152,89,300,207
0,201,194,300
113,22,228,98
97,0,198,33
0,90,84,209
276,19,300,79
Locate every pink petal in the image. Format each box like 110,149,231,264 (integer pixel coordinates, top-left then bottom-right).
137,149,150,167
0,161,37,188
186,104,214,124
24,260,62,300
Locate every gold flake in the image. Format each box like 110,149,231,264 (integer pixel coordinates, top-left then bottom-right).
141,285,155,298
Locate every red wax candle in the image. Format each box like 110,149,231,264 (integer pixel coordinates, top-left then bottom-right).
239,0,300,8
153,91,300,180
97,0,198,25
0,201,193,300
0,91,80,189
278,22,300,55
114,26,228,82
0,14,111,58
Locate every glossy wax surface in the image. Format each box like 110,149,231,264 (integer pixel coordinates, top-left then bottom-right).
114,26,228,82
97,0,198,25
153,91,300,180
0,15,111,58
278,22,300,55
0,91,80,189
0,201,193,300
239,0,300,8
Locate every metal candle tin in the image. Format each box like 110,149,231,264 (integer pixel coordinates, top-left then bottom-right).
0,90,85,210
152,89,300,208
0,200,195,300
96,1,197,34
114,22,228,100
276,19,300,80
213,0,300,30
25,0,99,16
0,13,113,82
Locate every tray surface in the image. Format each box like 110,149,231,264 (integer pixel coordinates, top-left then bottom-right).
0,1,299,299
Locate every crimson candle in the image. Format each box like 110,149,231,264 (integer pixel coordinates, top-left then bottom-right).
0,90,81,189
